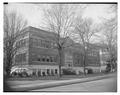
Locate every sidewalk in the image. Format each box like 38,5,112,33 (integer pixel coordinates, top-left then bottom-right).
7,72,106,81
6,73,105,86
9,73,116,91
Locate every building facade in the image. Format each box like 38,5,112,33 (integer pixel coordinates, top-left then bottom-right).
12,26,108,76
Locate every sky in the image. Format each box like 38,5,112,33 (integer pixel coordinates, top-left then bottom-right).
4,3,116,43
5,3,115,28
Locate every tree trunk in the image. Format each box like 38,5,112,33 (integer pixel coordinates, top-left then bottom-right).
83,53,86,75
5,57,12,77
109,47,113,72
83,47,87,76
58,48,62,77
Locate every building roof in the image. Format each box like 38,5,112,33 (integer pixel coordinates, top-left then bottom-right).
22,26,107,52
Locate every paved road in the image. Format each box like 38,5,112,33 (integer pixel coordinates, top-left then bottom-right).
6,74,106,86
7,80,53,86
32,76,117,92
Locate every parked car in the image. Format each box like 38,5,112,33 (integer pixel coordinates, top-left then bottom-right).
10,68,32,77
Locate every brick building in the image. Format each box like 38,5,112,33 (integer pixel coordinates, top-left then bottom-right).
12,26,108,76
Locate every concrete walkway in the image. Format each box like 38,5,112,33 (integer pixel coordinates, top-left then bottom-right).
9,73,116,91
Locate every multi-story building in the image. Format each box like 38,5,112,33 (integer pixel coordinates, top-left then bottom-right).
12,26,108,76
85,44,109,72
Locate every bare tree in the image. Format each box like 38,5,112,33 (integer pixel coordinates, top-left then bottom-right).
101,19,117,71
4,7,27,77
42,4,86,77
74,17,99,75
99,4,117,71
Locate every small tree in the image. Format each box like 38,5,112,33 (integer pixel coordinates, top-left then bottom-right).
4,7,27,77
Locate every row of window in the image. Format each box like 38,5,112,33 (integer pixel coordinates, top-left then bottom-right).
16,39,28,48
14,53,100,65
87,52,98,57
32,38,57,49
15,53,26,62
74,54,83,65
15,53,57,63
32,69,58,76
36,55,57,63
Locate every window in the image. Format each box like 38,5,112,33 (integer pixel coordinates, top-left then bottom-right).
68,64,71,67
38,39,41,46
54,56,57,62
51,69,54,75
37,58,41,61
47,69,50,74
16,39,27,48
32,38,35,44
51,43,57,49
32,38,37,46
50,56,57,62
32,38,54,49
46,57,50,62
36,55,57,63
55,69,57,74
36,39,38,46
42,56,45,62
15,53,26,63
42,40,46,48
74,54,80,64
45,40,50,48
50,56,54,62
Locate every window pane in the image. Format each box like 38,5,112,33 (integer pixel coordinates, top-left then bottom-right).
46,57,49,62
15,53,26,63
42,56,45,62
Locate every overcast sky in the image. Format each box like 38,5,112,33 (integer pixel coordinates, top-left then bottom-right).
4,3,117,43
5,3,115,28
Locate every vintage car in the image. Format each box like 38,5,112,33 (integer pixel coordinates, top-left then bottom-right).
10,67,33,77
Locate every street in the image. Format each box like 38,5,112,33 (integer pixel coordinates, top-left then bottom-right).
32,74,117,92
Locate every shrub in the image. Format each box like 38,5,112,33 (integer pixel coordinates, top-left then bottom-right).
105,64,111,73
62,68,76,75
87,69,93,74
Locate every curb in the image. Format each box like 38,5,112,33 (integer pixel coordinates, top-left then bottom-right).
10,73,114,91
